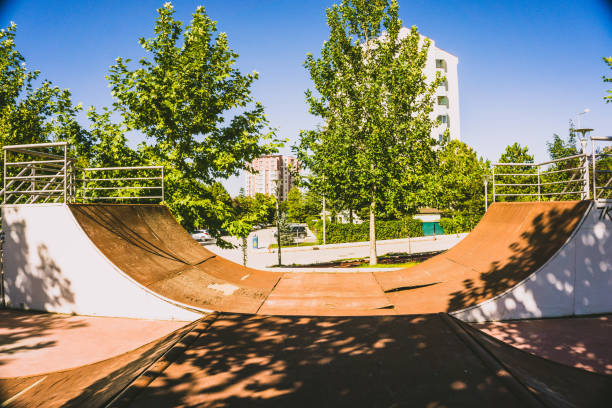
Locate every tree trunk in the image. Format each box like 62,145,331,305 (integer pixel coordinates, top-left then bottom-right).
369,198,377,266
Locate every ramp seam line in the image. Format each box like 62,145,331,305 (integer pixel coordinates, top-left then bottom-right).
440,314,545,408
104,312,220,408
255,274,285,314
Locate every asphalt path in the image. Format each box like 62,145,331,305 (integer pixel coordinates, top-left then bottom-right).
206,228,467,269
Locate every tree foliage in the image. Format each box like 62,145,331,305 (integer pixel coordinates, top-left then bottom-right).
227,192,276,265
495,143,536,202
542,126,584,200
430,140,489,229
0,22,91,168
286,186,322,223
106,3,282,232
296,0,442,263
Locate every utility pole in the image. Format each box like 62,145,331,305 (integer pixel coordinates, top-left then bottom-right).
275,179,282,266
322,196,326,246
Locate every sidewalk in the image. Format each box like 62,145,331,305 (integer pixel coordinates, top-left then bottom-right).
207,233,468,269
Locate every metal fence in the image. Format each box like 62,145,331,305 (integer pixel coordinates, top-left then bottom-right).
81,166,164,202
492,136,612,205
492,153,589,202
591,136,612,204
2,142,77,204
1,142,164,205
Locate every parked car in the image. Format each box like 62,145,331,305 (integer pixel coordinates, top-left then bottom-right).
273,224,308,239
190,229,215,243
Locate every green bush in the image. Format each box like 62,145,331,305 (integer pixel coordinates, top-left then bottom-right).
320,218,423,244
440,213,483,234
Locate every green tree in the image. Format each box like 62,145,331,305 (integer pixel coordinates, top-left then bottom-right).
276,212,294,247
495,143,536,202
297,0,441,264
432,140,489,229
227,193,276,266
0,22,90,170
541,122,584,200
106,3,282,232
287,186,307,222
604,57,612,103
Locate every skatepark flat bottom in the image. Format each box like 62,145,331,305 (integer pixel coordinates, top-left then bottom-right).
473,314,612,375
116,313,612,408
2,312,611,407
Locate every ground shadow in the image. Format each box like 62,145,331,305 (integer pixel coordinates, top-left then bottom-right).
472,314,612,375
116,313,539,407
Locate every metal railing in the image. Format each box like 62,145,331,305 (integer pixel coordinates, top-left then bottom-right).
492,153,589,202
492,136,612,204
2,142,76,204
81,166,164,202
2,142,165,205
591,136,612,205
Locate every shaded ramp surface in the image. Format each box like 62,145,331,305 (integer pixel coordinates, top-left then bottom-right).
2,313,609,407
374,201,590,314
112,313,612,407
67,201,590,317
0,318,203,408
458,318,612,407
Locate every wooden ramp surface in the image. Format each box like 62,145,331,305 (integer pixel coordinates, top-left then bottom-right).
4,313,610,407
68,201,589,316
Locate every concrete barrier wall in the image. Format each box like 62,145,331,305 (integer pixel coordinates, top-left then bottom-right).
2,204,201,321
453,202,612,322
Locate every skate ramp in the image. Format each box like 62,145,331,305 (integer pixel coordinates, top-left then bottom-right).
4,200,609,319
0,318,202,408
374,201,591,316
3,312,609,407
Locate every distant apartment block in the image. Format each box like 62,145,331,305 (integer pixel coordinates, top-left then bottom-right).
398,28,461,142
245,155,299,201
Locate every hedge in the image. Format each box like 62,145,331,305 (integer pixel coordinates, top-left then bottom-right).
439,213,483,234
310,218,423,244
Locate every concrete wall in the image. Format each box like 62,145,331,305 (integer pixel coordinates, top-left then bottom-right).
454,202,612,322
2,204,201,321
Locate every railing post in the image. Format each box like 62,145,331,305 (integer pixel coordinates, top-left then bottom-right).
3,149,6,204
161,166,165,203
537,165,541,201
582,154,590,201
63,144,67,203
82,170,86,203
592,138,597,201
484,177,488,212
492,167,496,202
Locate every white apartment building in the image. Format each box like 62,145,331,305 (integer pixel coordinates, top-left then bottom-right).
245,155,299,201
398,28,461,141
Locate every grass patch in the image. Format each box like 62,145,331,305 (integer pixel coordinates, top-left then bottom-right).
268,242,319,249
355,261,419,268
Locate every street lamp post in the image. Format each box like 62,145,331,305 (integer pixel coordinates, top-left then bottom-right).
483,175,491,212
576,108,590,130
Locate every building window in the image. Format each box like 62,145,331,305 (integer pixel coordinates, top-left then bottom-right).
437,96,449,107
438,134,445,142
437,115,449,126
436,59,446,71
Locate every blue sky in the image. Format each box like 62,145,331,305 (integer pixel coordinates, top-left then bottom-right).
1,0,611,196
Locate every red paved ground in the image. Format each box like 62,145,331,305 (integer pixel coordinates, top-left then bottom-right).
473,314,612,374
0,310,187,377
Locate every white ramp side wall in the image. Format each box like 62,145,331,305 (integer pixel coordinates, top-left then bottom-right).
453,202,612,322
2,204,201,321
